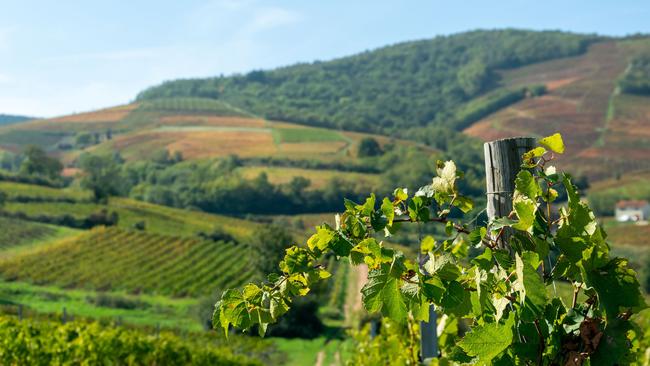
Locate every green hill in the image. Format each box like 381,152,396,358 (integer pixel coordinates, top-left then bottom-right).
137,29,598,134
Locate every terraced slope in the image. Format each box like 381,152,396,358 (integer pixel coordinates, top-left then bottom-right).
0,227,255,297
465,39,650,180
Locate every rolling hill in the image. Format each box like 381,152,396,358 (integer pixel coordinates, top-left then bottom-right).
0,114,34,127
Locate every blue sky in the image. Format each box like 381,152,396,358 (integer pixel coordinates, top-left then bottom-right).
1,0,649,117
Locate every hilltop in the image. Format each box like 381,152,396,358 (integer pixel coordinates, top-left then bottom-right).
0,114,34,127
137,29,599,134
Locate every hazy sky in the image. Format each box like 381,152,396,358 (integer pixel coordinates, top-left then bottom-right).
1,0,649,117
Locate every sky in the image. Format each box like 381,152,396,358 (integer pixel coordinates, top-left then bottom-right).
1,0,649,117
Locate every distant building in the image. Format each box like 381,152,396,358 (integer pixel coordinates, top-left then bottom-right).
615,200,650,222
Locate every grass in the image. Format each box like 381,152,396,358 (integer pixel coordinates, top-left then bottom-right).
236,166,381,190
0,226,256,297
273,127,344,144
273,336,353,366
0,181,92,201
0,281,202,331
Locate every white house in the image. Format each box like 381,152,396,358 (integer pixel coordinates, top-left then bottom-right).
615,200,650,222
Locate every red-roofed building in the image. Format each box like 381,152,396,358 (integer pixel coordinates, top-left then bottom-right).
615,200,650,222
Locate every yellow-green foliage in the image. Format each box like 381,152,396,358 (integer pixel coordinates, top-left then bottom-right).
0,315,261,366
0,181,92,201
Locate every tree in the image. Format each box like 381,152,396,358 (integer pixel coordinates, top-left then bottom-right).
19,146,62,180
247,224,294,277
79,153,124,202
75,132,93,147
357,137,382,157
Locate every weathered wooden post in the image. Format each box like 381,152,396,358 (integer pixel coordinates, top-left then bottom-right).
420,304,438,362
420,251,438,362
484,137,536,246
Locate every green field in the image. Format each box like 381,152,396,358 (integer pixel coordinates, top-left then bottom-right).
237,166,380,190
0,227,255,297
0,281,201,331
0,181,92,201
272,127,345,144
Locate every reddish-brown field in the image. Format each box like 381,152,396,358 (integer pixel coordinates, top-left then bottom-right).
51,104,138,123
464,41,650,180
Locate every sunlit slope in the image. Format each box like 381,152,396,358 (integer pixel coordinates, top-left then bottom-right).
0,181,258,238
465,39,650,180
0,97,431,166
0,227,255,297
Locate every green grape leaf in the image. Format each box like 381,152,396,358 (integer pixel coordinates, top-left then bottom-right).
280,247,312,274
459,315,514,365
361,263,407,322
408,196,430,221
515,170,541,200
468,227,487,247
539,133,565,154
585,258,647,319
491,217,517,232
381,197,395,226
512,199,536,232
330,233,354,257
514,252,548,320
420,236,435,253
216,289,251,336
307,226,334,253
394,188,408,202
453,196,474,213
441,280,471,317
423,252,460,280
472,247,493,270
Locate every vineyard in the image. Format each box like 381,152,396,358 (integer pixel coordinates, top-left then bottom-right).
0,227,256,297
139,97,253,117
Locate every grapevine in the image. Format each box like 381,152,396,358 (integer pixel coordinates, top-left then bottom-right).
215,133,646,364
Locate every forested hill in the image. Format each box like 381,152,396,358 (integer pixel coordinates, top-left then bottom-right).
0,114,34,126
137,29,600,134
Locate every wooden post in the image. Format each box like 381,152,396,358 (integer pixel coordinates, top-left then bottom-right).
484,137,536,247
420,305,438,362
419,253,439,362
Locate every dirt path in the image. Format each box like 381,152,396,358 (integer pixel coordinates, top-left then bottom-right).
315,350,325,366
344,263,368,326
